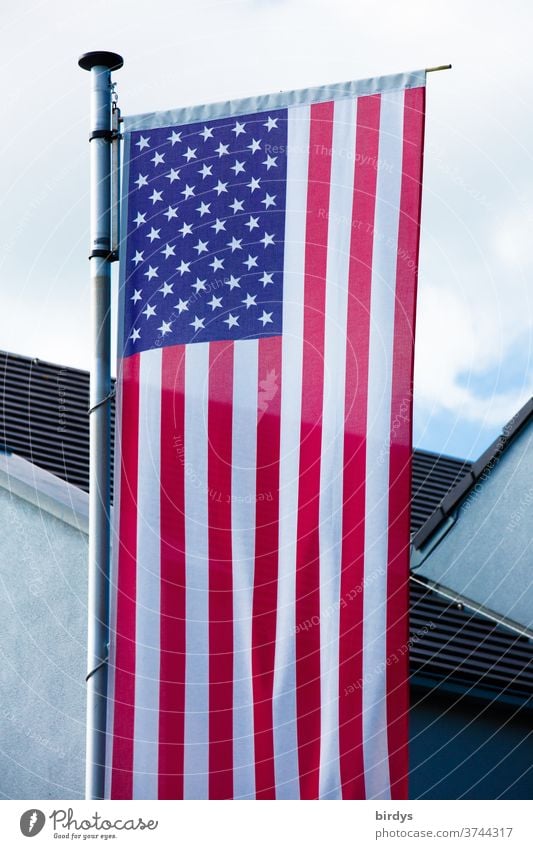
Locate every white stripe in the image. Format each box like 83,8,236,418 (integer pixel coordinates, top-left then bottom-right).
362,90,405,800
272,104,310,800
231,340,258,799
183,341,210,799
318,98,357,799
124,70,426,132
132,348,162,799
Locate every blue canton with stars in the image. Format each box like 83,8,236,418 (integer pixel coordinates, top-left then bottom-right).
123,109,288,356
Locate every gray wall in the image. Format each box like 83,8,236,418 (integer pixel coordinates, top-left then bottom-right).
0,485,88,799
410,686,533,799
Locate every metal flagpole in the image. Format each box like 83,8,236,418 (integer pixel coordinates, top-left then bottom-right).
79,50,124,801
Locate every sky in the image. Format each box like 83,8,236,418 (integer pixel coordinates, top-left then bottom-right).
0,0,531,461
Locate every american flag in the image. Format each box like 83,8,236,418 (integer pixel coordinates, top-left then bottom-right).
105,72,426,800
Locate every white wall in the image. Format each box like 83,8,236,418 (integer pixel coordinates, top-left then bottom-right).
0,456,88,799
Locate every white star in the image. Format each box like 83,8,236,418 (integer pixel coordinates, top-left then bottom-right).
177,260,191,275
215,142,229,157
263,116,278,131
258,310,274,326
242,293,257,308
245,215,260,231
147,227,161,242
227,236,243,252
149,189,163,204
158,320,172,336
260,231,275,248
161,243,175,259
262,154,277,170
225,275,241,290
230,159,246,175
229,197,244,214
243,254,258,270
175,298,189,314
130,289,142,303
179,221,193,237
214,179,228,196
164,205,178,221
261,192,276,209
199,163,213,179
167,130,182,145
166,168,180,183
194,238,209,254
134,211,146,227
129,327,141,342
132,250,144,265
181,184,195,200
159,281,174,297
142,303,157,319
196,201,211,217
232,121,246,137
135,135,150,150
211,218,226,233
144,265,158,280
190,315,205,331
210,256,224,272
192,277,207,293
200,126,214,141
247,138,262,154
259,271,274,287
247,176,261,193
224,313,239,329
183,147,197,162
151,151,165,166
135,173,148,189
208,295,223,310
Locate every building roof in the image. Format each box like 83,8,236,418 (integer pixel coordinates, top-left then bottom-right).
0,451,88,533
1,349,531,707
413,396,533,550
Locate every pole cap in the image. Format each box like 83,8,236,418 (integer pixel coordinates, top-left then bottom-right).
78,51,124,71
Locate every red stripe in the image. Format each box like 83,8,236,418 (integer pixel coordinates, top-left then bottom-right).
338,93,381,800
158,345,187,799
295,100,333,800
207,340,234,799
252,335,282,799
386,86,425,800
111,354,140,799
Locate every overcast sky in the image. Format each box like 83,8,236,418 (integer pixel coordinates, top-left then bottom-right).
0,0,531,460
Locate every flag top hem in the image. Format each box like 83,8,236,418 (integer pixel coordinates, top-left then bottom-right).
122,69,426,133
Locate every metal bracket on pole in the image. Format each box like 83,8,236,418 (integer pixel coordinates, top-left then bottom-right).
79,49,123,802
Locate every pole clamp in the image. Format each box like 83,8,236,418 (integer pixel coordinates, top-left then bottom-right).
89,129,123,142
89,249,119,262
86,654,109,682
88,388,116,416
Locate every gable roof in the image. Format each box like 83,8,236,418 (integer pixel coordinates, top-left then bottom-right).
0,450,88,532
413,396,533,550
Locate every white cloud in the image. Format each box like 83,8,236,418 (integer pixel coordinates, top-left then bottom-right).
414,282,532,427
0,0,531,448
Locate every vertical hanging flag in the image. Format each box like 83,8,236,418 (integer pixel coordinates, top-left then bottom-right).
106,70,426,800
